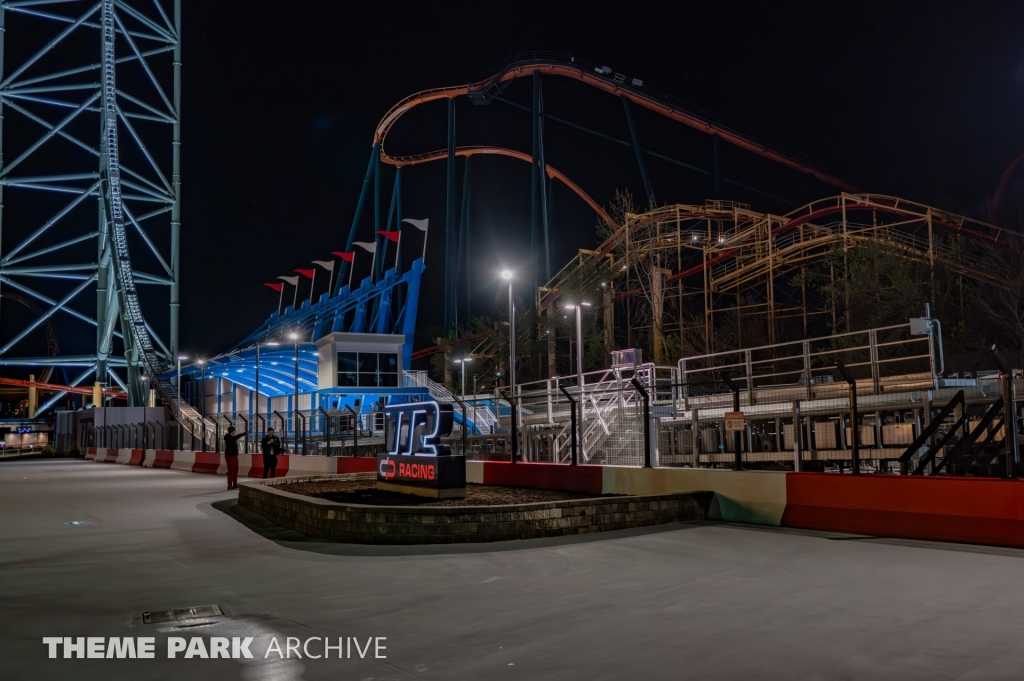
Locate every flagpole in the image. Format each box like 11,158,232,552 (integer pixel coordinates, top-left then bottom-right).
370,247,377,284
348,256,355,289
327,264,335,296
309,269,316,304
293,282,298,310
278,287,283,315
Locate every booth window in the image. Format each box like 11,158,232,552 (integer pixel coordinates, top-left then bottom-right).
338,351,399,388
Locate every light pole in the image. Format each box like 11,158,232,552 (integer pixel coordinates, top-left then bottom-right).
176,354,187,448
501,270,517,461
565,301,591,461
253,340,279,441
198,359,205,418
290,332,299,454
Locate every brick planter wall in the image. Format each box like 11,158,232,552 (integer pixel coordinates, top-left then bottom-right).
238,474,712,545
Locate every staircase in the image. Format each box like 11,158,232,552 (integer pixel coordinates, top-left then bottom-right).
552,368,648,464
403,371,498,433
157,379,217,450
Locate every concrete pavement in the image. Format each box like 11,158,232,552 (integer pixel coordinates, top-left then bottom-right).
4,459,1024,680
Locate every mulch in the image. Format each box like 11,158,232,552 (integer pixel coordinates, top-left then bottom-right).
275,479,610,507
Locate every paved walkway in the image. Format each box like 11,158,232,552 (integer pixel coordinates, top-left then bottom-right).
4,460,1024,680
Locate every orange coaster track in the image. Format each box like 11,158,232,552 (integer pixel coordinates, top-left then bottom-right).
374,51,856,232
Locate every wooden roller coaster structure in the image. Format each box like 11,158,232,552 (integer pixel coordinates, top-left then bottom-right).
534,193,1016,370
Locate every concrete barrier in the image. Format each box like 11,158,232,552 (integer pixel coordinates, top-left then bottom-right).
87,447,377,479
468,461,787,525
782,473,1024,548
86,451,1024,549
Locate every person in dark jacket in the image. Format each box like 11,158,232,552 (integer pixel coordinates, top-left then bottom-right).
260,427,282,479
223,426,246,490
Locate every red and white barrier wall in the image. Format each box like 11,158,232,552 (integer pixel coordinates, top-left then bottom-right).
468,461,1024,550
85,447,377,478
86,449,1024,549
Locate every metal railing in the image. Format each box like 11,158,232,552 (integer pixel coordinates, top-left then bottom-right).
404,370,498,433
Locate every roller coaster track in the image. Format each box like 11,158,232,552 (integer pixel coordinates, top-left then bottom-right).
540,194,1017,309
374,51,856,230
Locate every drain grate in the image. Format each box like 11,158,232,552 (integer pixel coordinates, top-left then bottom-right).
142,605,223,625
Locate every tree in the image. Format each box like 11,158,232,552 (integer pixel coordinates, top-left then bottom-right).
971,237,1024,369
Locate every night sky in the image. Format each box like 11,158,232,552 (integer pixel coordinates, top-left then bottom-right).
180,1,1024,360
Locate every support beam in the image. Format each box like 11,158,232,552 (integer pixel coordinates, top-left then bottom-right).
530,72,540,306
336,142,378,298
444,97,456,332
457,157,472,326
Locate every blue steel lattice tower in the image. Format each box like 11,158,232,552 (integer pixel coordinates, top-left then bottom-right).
0,0,181,410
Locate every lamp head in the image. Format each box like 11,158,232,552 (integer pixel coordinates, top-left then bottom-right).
500,270,513,281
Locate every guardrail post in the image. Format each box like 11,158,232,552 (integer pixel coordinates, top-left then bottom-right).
836,361,860,474
692,408,701,466
630,377,652,468
318,407,331,456
500,389,518,463
454,397,468,457
721,372,743,471
559,385,578,465
745,350,755,406
869,329,880,395
344,405,358,454
1004,377,1019,478
680,359,689,410
792,401,802,472
802,341,812,400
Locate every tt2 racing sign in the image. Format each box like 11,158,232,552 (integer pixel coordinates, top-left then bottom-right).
376,400,465,494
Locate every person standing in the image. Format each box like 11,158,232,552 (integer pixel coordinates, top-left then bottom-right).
223,426,245,490
260,427,281,479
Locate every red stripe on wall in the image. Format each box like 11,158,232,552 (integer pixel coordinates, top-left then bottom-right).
245,454,263,478
152,450,174,469
248,454,289,478
192,451,221,475
336,457,377,474
482,462,604,495
128,449,144,466
85,447,97,461
782,472,1024,549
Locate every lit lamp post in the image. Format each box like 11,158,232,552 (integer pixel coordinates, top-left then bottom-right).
290,332,299,454
176,354,187,448
253,340,280,440
198,359,205,418
501,270,517,462
454,357,473,435
564,301,591,461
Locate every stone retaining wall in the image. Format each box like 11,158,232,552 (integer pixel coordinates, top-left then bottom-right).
238,474,712,545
